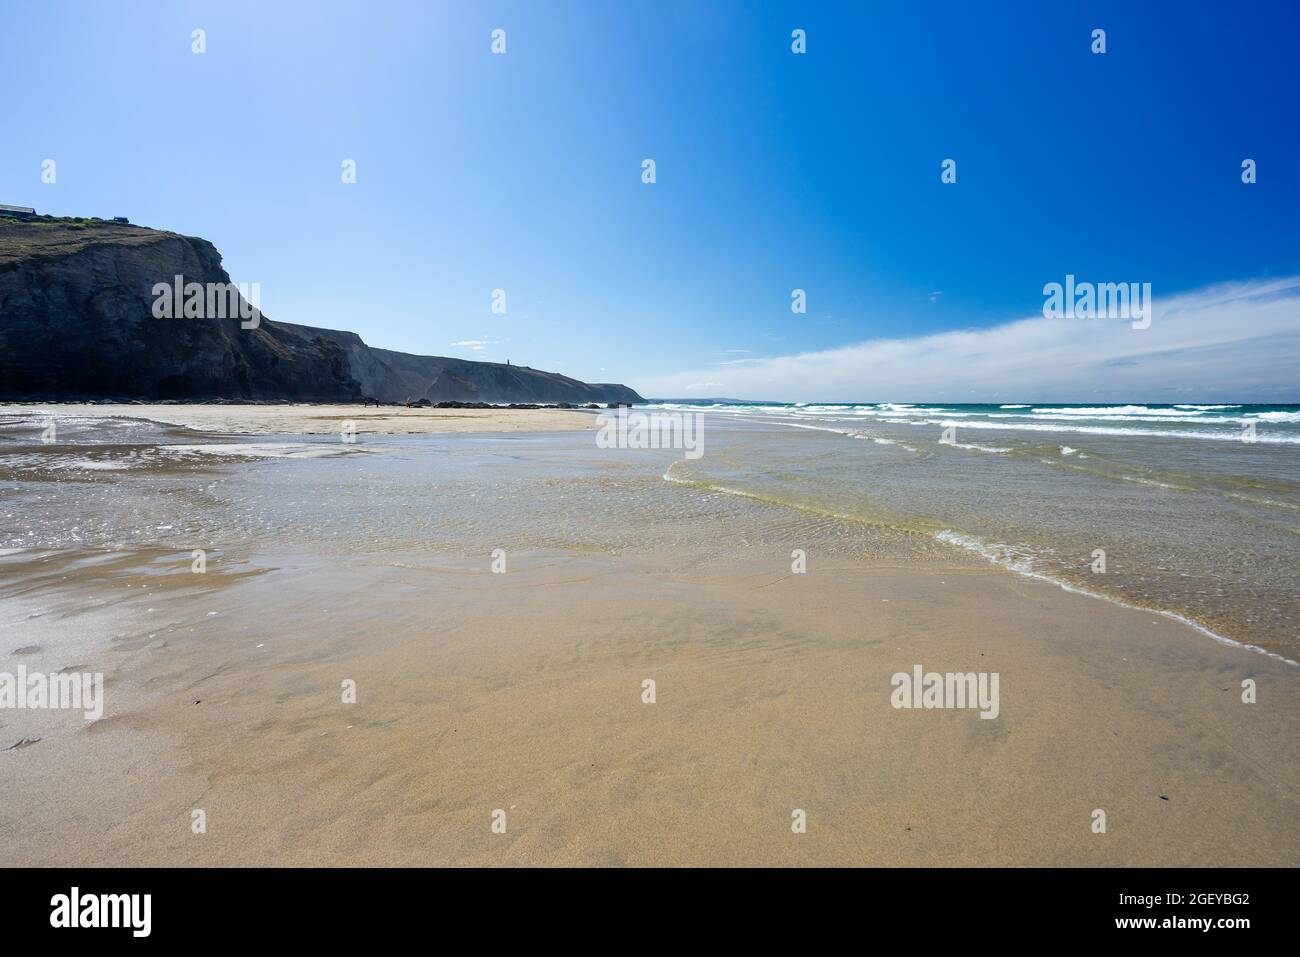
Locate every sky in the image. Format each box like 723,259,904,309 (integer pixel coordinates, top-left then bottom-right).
3,0,1298,401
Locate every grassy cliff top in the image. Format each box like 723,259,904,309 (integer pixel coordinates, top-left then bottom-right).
0,216,176,265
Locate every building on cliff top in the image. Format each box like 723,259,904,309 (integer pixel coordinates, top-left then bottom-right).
0,204,37,219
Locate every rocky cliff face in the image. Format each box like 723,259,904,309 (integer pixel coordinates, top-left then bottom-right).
0,221,358,400
286,323,643,405
0,219,643,405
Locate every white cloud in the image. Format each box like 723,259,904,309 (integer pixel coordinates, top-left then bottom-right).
637,276,1300,401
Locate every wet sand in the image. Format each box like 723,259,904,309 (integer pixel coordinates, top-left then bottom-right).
2,545,1296,867
2,403,598,435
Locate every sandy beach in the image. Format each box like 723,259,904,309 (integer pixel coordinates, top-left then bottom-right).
2,545,1296,867
2,403,598,435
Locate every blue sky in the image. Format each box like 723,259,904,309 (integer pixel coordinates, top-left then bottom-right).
3,0,1298,400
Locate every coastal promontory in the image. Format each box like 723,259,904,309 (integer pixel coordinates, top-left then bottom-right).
0,216,643,405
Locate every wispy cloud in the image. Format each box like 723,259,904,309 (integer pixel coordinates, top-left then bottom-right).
637,277,1300,401
450,339,499,352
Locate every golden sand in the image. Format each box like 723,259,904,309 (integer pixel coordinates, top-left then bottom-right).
3,403,597,435
3,547,1296,866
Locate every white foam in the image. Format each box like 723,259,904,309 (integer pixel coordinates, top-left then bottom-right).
942,441,1011,454
0,452,135,472
1030,405,1208,416
910,418,1300,444
161,443,371,460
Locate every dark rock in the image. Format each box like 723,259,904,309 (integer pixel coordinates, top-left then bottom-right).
0,221,359,401
0,219,645,405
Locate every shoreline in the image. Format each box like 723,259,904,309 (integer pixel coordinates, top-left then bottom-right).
933,528,1300,668
2,413,1296,866
665,449,1300,668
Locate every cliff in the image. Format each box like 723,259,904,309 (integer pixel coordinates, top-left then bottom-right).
0,218,643,405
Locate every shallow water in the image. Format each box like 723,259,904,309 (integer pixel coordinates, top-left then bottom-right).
1,405,1297,659
658,403,1300,660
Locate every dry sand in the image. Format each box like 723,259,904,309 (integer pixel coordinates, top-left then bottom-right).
2,546,1296,867
4,403,598,435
